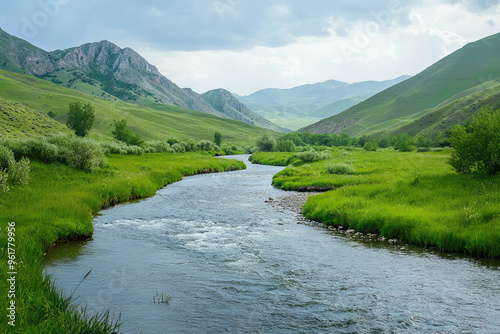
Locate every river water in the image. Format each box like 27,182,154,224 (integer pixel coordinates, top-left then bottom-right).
45,155,500,333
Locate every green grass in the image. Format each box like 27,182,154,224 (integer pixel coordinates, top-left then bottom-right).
252,149,500,257
0,70,276,145
0,152,245,333
249,151,296,166
0,97,67,138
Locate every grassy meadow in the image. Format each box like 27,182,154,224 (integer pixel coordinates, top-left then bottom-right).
0,70,276,144
251,149,500,258
0,152,245,333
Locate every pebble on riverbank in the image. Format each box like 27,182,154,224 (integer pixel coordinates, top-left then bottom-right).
267,193,402,245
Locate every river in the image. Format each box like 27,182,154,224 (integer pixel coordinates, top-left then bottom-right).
45,155,500,333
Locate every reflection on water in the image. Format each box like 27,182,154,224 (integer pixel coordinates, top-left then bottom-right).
45,155,500,333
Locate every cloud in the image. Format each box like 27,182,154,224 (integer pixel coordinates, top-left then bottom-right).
0,0,499,95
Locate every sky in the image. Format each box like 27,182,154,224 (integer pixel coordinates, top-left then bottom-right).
1,0,499,95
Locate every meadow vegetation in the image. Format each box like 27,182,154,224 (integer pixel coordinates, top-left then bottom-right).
0,135,245,333
251,148,500,258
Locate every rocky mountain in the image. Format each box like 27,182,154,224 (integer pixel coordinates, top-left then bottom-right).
202,89,290,133
0,27,285,132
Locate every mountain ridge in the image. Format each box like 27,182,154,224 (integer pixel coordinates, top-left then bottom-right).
202,88,290,133
234,75,411,130
0,28,286,132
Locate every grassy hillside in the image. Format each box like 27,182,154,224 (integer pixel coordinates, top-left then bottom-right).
302,33,500,136
0,70,276,145
391,79,500,137
0,97,67,138
236,77,409,131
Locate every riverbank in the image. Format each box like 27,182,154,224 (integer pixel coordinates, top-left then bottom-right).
0,152,245,333
251,149,500,258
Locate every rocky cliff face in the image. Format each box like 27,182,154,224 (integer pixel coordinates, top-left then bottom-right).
0,28,223,117
202,89,290,132
0,28,289,130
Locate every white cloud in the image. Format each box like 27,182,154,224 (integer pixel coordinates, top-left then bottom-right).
5,0,497,95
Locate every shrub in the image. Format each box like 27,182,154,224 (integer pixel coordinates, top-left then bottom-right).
0,145,30,190
295,150,331,162
99,141,126,155
99,141,148,155
24,138,60,163
180,141,197,152
377,137,391,148
146,141,172,153
363,140,378,151
256,135,276,152
392,133,416,152
276,139,296,152
325,162,355,175
66,138,108,172
0,169,7,192
449,107,500,175
171,143,186,153
112,119,144,147
197,140,218,151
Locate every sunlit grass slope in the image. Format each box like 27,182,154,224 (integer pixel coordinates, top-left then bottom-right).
0,70,275,145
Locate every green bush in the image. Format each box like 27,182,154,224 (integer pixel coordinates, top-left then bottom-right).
197,140,219,151
449,107,500,175
0,145,30,191
276,139,296,152
99,141,148,155
392,133,416,152
0,169,7,192
22,138,60,163
112,119,144,147
66,138,108,172
1,135,107,172
146,141,172,153
295,150,331,162
363,139,378,151
256,135,276,152
171,143,186,153
325,162,355,175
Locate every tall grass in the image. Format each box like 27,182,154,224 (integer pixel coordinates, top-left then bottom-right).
254,149,500,258
0,152,245,332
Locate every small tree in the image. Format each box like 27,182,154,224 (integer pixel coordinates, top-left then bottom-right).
112,119,144,146
392,133,415,152
256,135,276,152
449,107,500,175
66,102,95,137
339,133,352,146
363,139,378,151
276,139,296,152
377,136,391,148
214,132,222,146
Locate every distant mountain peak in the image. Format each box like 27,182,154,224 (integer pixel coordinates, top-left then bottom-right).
202,88,290,132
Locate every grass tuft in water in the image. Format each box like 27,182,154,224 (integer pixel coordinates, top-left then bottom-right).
152,291,173,304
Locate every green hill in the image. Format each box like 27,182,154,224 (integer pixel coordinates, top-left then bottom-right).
235,76,410,130
0,70,275,144
301,33,500,136
390,78,500,137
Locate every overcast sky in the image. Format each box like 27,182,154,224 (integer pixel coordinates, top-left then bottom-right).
1,0,499,95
